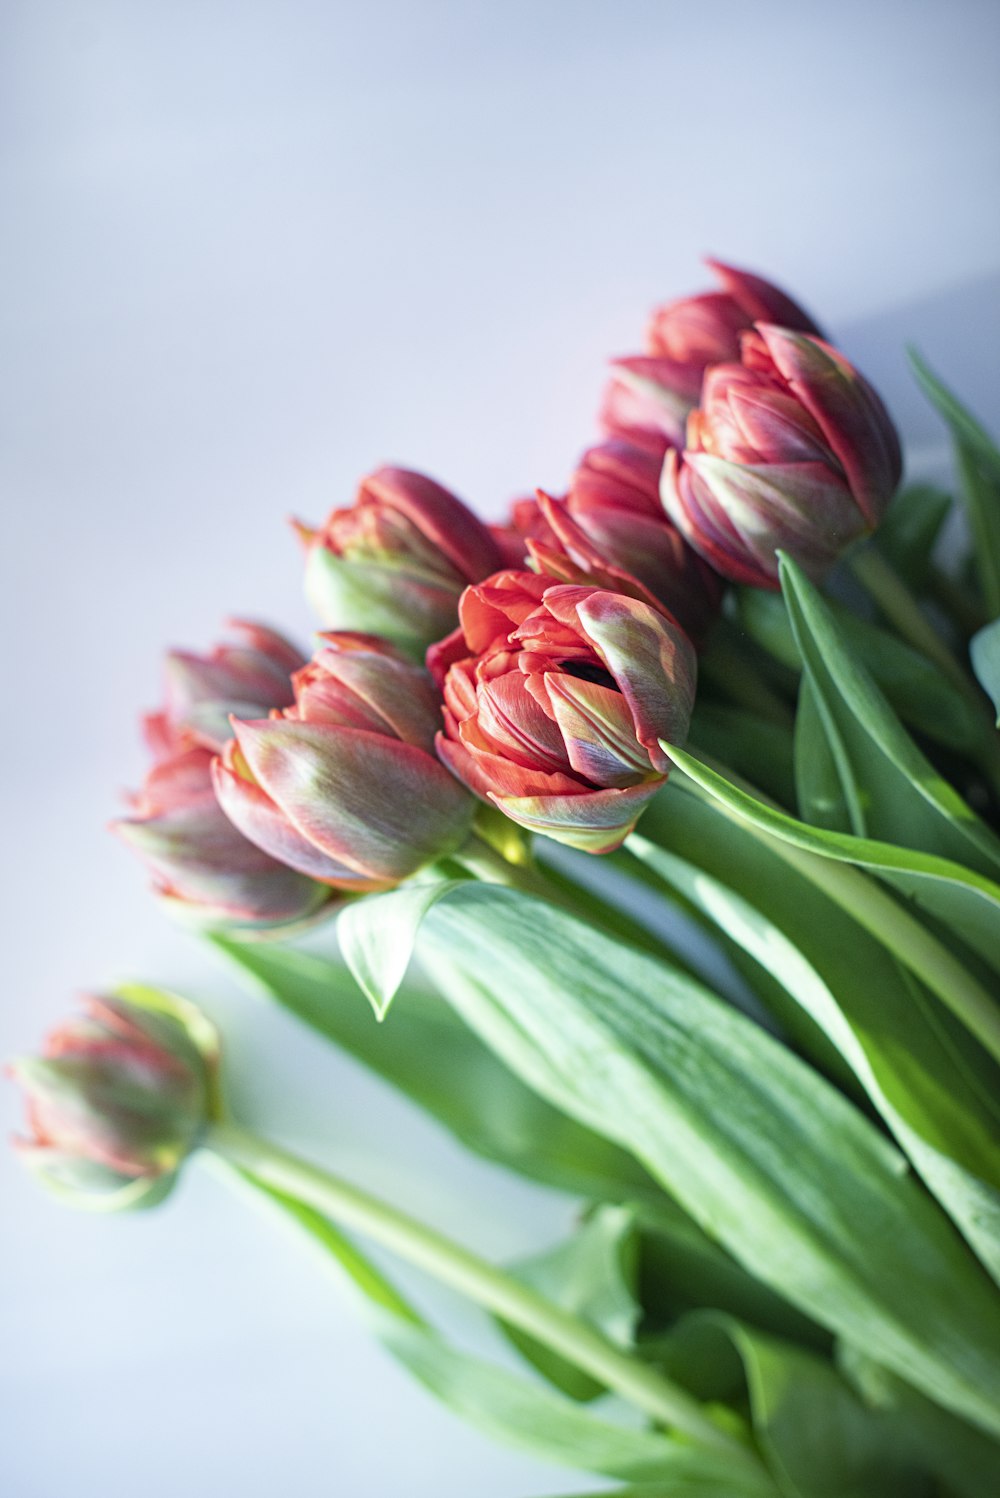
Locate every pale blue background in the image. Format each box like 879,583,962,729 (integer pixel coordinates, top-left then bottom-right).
2,2,999,1494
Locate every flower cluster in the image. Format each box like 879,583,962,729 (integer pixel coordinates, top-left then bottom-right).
105,259,900,931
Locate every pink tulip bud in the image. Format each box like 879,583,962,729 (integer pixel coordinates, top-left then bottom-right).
114,622,329,929
299,467,506,655
429,572,696,854
600,260,820,454
213,634,476,890
516,440,722,645
662,326,902,588
9,987,217,1209
155,619,306,752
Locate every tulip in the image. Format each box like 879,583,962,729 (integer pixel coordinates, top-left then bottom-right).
9,987,217,1210
429,572,696,853
152,619,306,752
600,260,820,454
213,634,476,890
114,622,329,928
299,466,506,655
516,440,722,645
661,325,902,588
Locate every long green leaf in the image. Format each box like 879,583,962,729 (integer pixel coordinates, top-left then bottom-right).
779,553,1000,872
662,745,1000,981
736,586,989,757
417,884,1000,1436
210,935,658,1203
971,617,1000,725
910,349,1000,614
628,827,1000,1286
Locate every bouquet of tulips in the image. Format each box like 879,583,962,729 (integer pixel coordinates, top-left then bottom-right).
13,261,1000,1497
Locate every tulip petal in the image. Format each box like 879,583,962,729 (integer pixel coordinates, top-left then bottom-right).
755,326,901,526
564,592,697,768
492,780,663,853
231,720,474,882
706,259,821,337
545,674,655,786
212,754,380,887
363,466,504,585
305,546,461,653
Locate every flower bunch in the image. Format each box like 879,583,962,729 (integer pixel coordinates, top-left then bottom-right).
12,259,1000,1497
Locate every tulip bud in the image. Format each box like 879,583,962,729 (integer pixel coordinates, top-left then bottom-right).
114,622,330,929
601,260,821,454
517,440,722,645
299,467,506,656
155,619,306,752
429,572,696,854
662,325,902,589
9,987,217,1210
213,634,476,890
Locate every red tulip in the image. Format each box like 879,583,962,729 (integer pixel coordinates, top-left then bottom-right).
516,439,722,644
662,325,902,588
429,572,696,853
299,466,506,655
114,622,329,928
600,260,820,454
214,634,475,891
9,987,216,1209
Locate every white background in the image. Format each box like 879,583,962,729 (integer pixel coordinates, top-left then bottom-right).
2,2,999,1494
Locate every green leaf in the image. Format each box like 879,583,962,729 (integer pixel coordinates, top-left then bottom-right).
499,1205,641,1401
876,483,954,590
662,743,1000,983
210,935,659,1203
839,1344,1000,1498
971,618,1000,726
690,702,796,808
794,673,860,832
634,1197,829,1353
418,884,1000,1437
230,1168,746,1487
336,879,464,1019
656,1314,930,1498
909,349,1000,615
627,825,1000,1286
737,586,990,757
779,552,1000,872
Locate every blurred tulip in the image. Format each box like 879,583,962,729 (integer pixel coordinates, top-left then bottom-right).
662,325,902,588
601,260,820,454
516,439,722,644
214,634,476,890
9,987,217,1210
151,619,305,752
114,622,329,928
429,572,696,853
299,466,506,655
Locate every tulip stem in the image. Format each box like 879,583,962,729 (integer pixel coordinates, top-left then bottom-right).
849,546,977,698
454,834,692,967
667,758,1000,1071
204,1121,750,1456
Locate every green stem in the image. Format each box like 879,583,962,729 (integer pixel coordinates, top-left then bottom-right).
850,546,976,698
673,769,1000,1071
455,834,694,970
205,1121,747,1456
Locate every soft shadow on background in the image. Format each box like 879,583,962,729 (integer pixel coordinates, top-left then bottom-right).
2,3,999,1495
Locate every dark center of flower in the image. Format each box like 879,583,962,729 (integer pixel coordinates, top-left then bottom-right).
558,660,619,691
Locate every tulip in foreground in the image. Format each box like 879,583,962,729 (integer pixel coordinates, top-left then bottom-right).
601,259,820,455
9,987,217,1210
662,325,903,588
114,622,329,928
516,439,722,644
214,634,476,890
429,572,696,852
299,466,506,655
